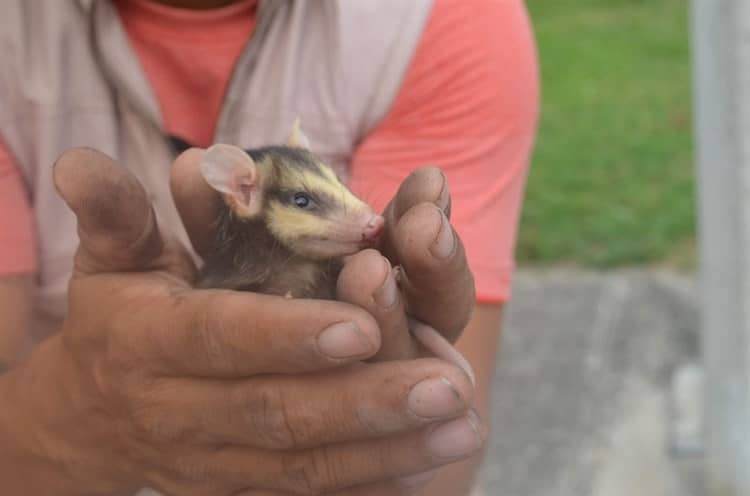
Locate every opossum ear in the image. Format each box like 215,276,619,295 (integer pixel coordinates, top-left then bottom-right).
200,144,263,217
287,116,311,149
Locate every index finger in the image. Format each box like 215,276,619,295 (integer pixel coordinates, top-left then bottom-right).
153,289,382,377
394,203,475,342
380,168,474,342
170,147,221,259
379,166,450,263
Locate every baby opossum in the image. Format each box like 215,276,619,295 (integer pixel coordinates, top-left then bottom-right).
196,121,384,298
194,121,476,384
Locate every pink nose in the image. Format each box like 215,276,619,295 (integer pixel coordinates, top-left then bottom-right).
363,215,385,241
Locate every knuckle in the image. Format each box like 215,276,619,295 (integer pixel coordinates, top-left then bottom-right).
352,388,388,438
353,401,382,437
236,381,299,450
129,381,190,444
173,455,214,483
282,447,342,496
193,294,235,373
129,400,164,439
131,406,179,444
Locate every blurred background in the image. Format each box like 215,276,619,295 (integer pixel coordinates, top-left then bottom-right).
519,0,693,268
479,0,704,494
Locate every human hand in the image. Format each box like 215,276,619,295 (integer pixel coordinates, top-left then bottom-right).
336,167,476,364
0,148,484,496
333,167,482,494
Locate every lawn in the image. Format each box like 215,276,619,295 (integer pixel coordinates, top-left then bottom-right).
517,0,695,268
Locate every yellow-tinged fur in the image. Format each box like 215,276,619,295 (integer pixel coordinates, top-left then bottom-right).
279,166,359,209
267,201,329,241
214,143,374,259
266,163,371,254
198,138,381,297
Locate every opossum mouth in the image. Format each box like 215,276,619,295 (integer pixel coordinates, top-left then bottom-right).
297,238,373,259
294,214,383,259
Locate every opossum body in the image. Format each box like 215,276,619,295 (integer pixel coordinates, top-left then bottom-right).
196,121,384,298
196,206,343,299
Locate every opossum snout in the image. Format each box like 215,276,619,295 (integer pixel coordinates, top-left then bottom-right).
362,215,385,241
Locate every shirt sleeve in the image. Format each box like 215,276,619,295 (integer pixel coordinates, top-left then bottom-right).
0,137,37,275
349,0,539,303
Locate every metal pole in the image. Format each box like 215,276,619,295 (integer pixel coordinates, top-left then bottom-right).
692,0,750,493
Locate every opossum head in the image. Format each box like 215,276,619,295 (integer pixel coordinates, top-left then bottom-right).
200,121,384,260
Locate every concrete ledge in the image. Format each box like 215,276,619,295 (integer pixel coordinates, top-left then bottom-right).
479,269,704,496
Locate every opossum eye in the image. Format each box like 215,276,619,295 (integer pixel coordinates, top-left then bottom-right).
293,192,313,209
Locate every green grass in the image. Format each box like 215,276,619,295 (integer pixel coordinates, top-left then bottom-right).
517,0,695,268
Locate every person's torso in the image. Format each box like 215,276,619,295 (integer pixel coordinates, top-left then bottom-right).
0,0,432,328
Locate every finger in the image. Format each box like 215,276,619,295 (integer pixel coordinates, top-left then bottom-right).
330,469,439,496
151,358,473,449
152,290,381,377
380,167,450,263
387,167,451,222
214,409,486,494
392,203,475,342
53,147,164,274
410,320,476,385
337,249,415,360
235,473,437,496
170,147,222,259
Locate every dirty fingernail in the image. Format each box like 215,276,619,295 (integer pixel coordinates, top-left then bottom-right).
408,377,465,419
374,257,398,309
430,209,454,259
426,410,483,460
393,264,403,284
317,322,375,359
437,170,450,213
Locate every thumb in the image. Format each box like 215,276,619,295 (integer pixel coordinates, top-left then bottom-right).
53,147,164,274
169,147,220,259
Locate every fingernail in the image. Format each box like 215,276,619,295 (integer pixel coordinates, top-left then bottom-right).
437,170,450,213
408,377,465,419
410,322,476,386
393,264,403,284
374,257,398,309
398,469,439,488
430,209,454,259
426,410,483,460
317,322,375,359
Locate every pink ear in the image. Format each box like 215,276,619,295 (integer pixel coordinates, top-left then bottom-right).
200,144,262,216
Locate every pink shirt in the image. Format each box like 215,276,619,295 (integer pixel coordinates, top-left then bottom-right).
0,0,538,303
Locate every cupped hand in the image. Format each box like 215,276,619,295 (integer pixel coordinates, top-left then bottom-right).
335,168,476,364
0,148,485,496
171,145,476,362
